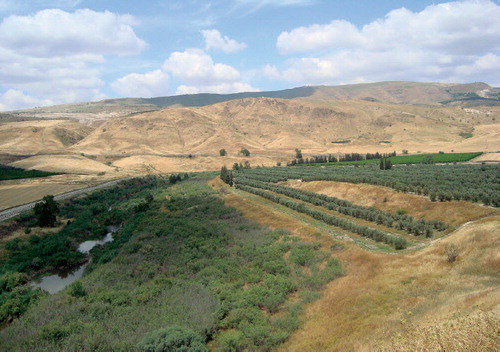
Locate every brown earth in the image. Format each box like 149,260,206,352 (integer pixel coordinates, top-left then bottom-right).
10,154,120,175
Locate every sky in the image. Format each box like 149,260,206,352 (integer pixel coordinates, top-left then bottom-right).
0,0,499,111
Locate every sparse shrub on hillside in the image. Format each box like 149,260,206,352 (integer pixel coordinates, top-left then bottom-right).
219,149,227,156
445,243,459,263
240,148,250,157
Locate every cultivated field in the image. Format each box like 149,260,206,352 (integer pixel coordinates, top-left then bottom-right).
217,172,499,351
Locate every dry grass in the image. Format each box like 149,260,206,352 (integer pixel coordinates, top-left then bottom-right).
3,98,498,159
0,173,132,210
113,155,281,174
10,154,120,175
287,180,497,226
0,119,91,154
0,183,85,210
219,181,499,351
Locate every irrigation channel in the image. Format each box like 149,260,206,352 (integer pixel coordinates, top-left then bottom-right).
30,226,118,294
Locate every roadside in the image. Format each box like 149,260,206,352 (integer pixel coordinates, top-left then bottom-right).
0,177,132,222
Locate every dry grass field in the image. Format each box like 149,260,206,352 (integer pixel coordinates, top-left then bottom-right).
0,172,135,210
9,154,125,175
214,178,499,351
0,182,85,211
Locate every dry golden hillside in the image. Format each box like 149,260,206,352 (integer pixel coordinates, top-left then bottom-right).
0,119,92,154
1,96,498,174
72,98,499,156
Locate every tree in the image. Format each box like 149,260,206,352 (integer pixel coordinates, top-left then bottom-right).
220,166,233,186
219,149,227,156
240,148,250,157
34,195,59,227
380,158,392,170
295,148,302,159
169,174,178,184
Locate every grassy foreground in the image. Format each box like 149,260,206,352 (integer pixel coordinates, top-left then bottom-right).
0,176,342,351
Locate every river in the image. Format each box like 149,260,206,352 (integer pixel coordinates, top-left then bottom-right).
30,227,117,294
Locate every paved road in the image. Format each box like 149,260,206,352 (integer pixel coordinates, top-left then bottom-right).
0,178,132,222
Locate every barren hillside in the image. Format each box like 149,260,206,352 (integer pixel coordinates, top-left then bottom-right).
0,119,92,154
71,98,499,156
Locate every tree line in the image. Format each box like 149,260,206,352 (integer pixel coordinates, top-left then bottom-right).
288,151,397,166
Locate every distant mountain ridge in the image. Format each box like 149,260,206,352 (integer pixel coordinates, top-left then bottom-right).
4,82,499,119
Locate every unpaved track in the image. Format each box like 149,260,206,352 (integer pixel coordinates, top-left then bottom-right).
0,178,131,222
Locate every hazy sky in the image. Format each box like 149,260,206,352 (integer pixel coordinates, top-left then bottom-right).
0,0,499,110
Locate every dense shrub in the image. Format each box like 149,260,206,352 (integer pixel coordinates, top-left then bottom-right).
137,325,208,352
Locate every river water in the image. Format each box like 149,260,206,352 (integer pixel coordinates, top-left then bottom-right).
30,228,116,294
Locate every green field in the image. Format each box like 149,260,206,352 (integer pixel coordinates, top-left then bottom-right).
308,152,483,166
0,165,60,181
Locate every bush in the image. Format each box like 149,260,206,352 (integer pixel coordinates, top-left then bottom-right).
217,330,248,352
445,243,459,262
137,325,208,352
68,281,86,297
